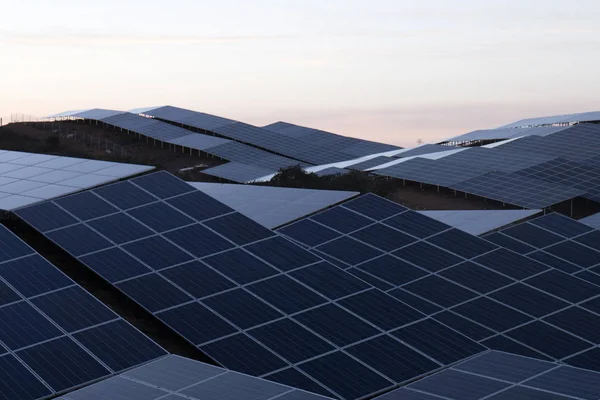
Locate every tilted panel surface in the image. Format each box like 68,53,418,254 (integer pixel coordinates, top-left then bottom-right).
0,225,166,400
16,172,486,400
375,350,600,400
57,354,334,400
278,196,600,371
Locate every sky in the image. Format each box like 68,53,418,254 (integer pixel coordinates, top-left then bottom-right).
1,0,599,147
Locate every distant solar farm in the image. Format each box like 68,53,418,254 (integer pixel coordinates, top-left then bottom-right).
1,107,600,399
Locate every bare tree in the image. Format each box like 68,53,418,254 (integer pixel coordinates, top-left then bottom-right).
416,138,424,145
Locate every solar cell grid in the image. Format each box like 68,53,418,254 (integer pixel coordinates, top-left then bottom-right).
17,173,489,400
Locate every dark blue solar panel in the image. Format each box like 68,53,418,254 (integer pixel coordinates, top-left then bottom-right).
481,335,552,361
356,255,427,286
80,248,152,283
564,348,600,371
249,319,335,363
453,297,532,332
474,249,549,280
94,181,157,210
311,207,372,234
392,242,462,272
525,270,600,303
347,267,394,291
440,262,514,293
73,320,167,372
350,224,416,252
387,289,443,314
0,281,20,306
200,333,287,376
132,171,195,199
166,191,233,221
294,304,379,346
383,211,449,239
0,227,34,262
408,370,510,400
15,202,78,232
482,232,536,254
265,368,336,398
16,337,110,392
157,302,237,345
46,224,112,256
490,284,569,317
247,275,328,314
164,224,234,258
88,213,153,244
290,261,370,300
0,302,62,350
338,289,424,330
404,276,478,308
299,352,394,400
55,191,118,221
246,237,321,271
316,236,383,266
526,251,582,274
433,311,494,341
343,194,407,220
0,255,72,297
346,335,440,383
278,219,341,247
161,261,235,298
575,270,600,286
581,296,600,314
391,319,485,364
486,386,571,400
30,286,116,332
122,236,193,270
506,322,592,360
574,230,600,252
127,202,194,232
204,212,275,245
428,229,497,259
503,223,564,248
544,240,600,268
543,307,600,343
529,214,593,238
116,273,192,312
202,289,283,329
0,354,52,400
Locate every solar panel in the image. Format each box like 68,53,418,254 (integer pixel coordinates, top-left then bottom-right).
0,150,153,211
419,210,541,236
450,171,585,209
277,195,600,370
0,225,166,400
378,351,600,400
57,354,334,400
15,172,486,400
188,182,358,229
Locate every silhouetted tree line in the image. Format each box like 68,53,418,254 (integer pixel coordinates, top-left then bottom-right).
261,165,396,196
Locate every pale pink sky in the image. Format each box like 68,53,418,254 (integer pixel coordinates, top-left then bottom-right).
1,0,599,147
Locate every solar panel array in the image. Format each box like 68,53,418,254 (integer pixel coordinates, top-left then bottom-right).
58,354,333,400
0,224,166,400
278,196,600,372
484,213,600,287
442,125,569,143
374,124,600,209
16,172,491,400
378,350,600,400
0,150,153,211
580,212,600,230
497,110,600,129
450,171,586,209
142,105,237,131
264,122,401,158
347,156,395,171
212,123,352,165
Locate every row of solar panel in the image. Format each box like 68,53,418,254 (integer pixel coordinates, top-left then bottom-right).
16,172,490,400
375,124,600,208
